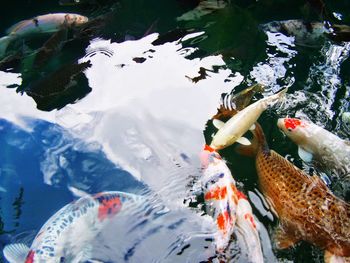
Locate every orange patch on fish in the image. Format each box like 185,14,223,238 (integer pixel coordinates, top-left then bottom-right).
205,186,227,200
244,213,257,229
217,211,232,232
230,183,246,204
284,118,306,130
25,250,35,263
97,196,122,221
204,144,216,153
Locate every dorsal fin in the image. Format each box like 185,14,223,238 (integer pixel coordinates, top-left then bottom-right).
3,243,30,263
6,20,31,35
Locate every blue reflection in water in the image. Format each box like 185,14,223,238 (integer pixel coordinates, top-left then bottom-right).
0,118,147,259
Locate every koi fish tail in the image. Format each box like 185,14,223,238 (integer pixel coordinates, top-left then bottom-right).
235,122,269,157
0,36,13,58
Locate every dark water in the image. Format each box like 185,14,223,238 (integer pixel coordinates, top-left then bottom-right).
0,0,349,262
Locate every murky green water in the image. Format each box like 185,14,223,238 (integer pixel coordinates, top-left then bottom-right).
0,0,349,262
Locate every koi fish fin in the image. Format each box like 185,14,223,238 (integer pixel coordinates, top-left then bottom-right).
3,243,30,263
249,123,256,131
273,225,299,249
6,19,31,35
0,36,13,57
235,132,258,157
213,119,225,129
298,146,313,163
324,250,350,263
236,137,251,146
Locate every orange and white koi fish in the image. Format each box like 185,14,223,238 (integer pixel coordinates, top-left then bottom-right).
200,145,263,261
210,88,287,150
277,117,350,177
243,123,350,262
3,191,142,263
0,13,88,57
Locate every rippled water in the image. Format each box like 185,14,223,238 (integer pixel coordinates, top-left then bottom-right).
0,0,349,262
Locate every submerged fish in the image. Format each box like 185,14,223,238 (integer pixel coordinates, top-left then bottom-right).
3,191,142,263
277,117,350,177
0,13,88,57
241,123,350,261
260,19,350,46
210,88,287,150
200,145,263,261
212,83,265,120
27,60,91,98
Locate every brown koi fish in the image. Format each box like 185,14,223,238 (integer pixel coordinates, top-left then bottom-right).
240,123,350,262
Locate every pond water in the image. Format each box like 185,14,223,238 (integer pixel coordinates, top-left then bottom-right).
0,0,349,262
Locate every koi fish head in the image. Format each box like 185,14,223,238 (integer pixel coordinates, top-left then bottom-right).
277,117,309,142
65,14,89,26
200,145,222,169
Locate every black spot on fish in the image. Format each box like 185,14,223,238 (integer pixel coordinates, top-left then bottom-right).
176,244,190,255
33,18,39,27
132,57,146,63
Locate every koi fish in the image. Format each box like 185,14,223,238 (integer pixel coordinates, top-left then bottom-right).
3,191,142,263
236,197,264,263
212,83,265,120
260,20,350,46
241,123,350,262
210,88,287,150
277,117,350,177
0,13,88,57
200,145,263,260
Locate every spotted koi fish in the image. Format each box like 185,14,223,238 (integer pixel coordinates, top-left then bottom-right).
3,191,142,263
277,117,350,178
200,145,263,260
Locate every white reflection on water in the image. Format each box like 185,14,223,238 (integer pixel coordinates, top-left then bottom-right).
1,32,276,261
250,31,296,93
306,41,350,121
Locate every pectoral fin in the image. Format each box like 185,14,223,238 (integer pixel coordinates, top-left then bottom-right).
324,250,350,263
249,123,256,131
236,137,251,146
3,243,30,263
298,147,313,163
274,225,299,250
213,119,225,129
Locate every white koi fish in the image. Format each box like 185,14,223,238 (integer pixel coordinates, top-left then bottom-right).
277,117,350,177
3,191,142,263
0,13,88,57
200,145,263,259
210,88,287,150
